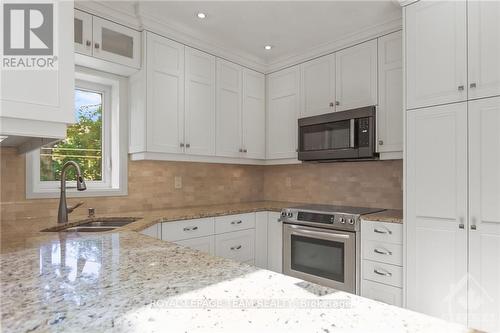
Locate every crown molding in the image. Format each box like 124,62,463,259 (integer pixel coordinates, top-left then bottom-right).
265,16,402,73
75,1,402,74
135,3,267,73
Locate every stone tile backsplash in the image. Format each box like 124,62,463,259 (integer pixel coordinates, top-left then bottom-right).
0,148,402,221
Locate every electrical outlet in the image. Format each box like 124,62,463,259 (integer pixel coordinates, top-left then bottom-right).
174,176,182,189
285,177,292,188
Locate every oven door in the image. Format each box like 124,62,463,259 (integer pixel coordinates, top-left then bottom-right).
283,224,356,293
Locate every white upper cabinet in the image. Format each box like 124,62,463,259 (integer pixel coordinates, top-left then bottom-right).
467,1,500,100
92,17,141,69
406,103,468,325
468,96,500,333
300,54,336,117
377,31,403,156
405,1,467,109
242,69,266,159
0,0,74,151
74,9,92,56
267,66,300,160
184,47,216,156
335,39,378,111
216,59,242,158
74,9,141,75
146,32,185,153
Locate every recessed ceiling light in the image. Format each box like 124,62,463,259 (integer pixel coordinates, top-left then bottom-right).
197,12,206,19
264,45,272,50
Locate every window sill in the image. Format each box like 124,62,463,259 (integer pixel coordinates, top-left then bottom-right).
26,187,128,199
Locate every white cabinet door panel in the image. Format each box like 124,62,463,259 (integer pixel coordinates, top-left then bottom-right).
405,1,467,109
92,16,141,69
215,229,255,262
242,69,266,159
176,236,215,256
146,33,184,153
255,212,269,269
301,54,335,117
361,280,402,307
468,1,500,100
335,39,377,111
363,260,403,288
216,59,242,157
74,9,92,56
377,31,403,154
468,97,500,333
406,103,468,325
185,47,216,156
267,66,300,159
267,212,283,273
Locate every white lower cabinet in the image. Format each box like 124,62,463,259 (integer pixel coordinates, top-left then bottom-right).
162,217,215,241
267,212,283,273
176,236,215,255
215,229,255,262
361,220,403,307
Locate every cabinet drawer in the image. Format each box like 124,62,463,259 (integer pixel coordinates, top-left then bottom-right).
363,260,403,288
361,279,402,307
215,213,255,234
215,229,255,262
362,220,403,244
176,236,215,255
362,240,403,266
162,218,215,241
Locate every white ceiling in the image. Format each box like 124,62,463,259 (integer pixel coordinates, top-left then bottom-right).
136,1,402,69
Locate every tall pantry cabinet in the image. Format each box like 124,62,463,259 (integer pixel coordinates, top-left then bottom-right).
405,1,500,332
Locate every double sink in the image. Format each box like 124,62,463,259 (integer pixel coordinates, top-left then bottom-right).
42,217,141,233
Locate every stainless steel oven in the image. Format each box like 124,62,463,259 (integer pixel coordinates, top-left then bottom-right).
280,205,384,294
298,106,377,162
283,224,356,292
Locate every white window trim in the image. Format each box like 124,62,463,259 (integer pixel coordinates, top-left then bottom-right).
26,67,128,199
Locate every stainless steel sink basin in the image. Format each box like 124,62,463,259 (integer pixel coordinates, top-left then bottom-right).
41,217,141,233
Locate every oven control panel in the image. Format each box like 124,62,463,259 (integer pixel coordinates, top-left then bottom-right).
279,208,360,231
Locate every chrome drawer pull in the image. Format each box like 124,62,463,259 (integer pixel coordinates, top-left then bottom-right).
183,226,199,232
231,220,243,225
230,245,242,251
373,268,392,277
374,248,392,256
374,227,392,235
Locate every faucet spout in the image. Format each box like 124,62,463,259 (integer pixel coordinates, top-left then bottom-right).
58,161,87,224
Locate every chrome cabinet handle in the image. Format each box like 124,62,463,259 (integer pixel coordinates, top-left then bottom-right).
374,268,392,277
230,245,242,251
85,40,91,47
238,148,243,152
373,227,392,235
378,140,384,146
335,101,340,106
329,102,334,107
470,83,477,88
230,220,243,225
242,149,247,153
94,42,100,49
459,223,465,229
458,85,464,91
374,248,392,255
185,143,190,148
183,226,198,232
180,143,185,147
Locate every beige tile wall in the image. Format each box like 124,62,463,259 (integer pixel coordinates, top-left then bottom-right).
0,148,402,222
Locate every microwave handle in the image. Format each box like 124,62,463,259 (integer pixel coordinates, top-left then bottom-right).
349,119,355,148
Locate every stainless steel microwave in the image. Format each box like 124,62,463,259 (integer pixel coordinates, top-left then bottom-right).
298,106,377,162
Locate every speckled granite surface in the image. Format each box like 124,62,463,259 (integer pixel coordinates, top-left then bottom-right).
0,231,472,333
362,209,403,224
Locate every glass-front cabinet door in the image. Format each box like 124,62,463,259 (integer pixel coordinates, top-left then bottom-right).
92,16,141,69
74,9,92,56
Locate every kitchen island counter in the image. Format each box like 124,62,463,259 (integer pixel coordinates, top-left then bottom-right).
0,230,473,332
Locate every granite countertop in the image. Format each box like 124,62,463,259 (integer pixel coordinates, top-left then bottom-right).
0,230,472,333
362,209,403,224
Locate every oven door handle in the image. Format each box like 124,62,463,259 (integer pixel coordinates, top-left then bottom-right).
290,228,350,240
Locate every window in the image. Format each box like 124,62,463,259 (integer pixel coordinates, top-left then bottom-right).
26,69,127,198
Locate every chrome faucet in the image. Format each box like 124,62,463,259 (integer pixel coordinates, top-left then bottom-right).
58,161,87,224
